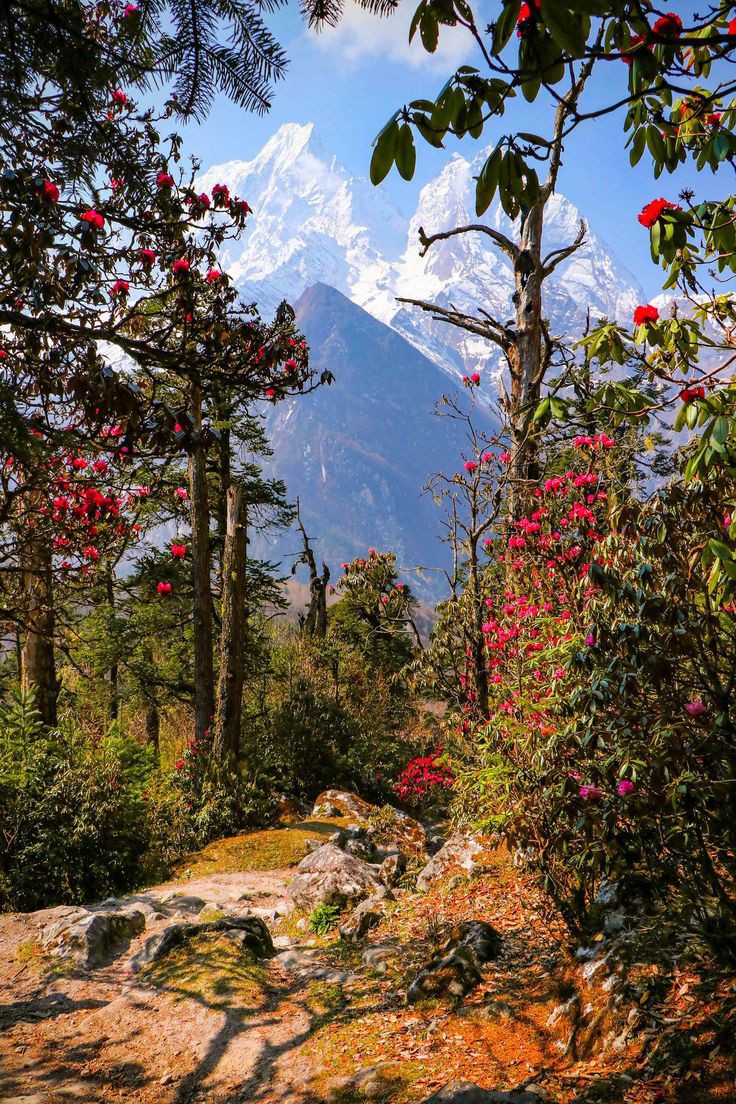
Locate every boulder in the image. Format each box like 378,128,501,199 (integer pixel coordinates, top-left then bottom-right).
413,1084,544,1104
312,789,428,857
361,942,400,974
379,852,406,888
329,825,376,861
407,921,501,1005
42,907,146,968
287,844,384,911
416,828,486,892
129,915,273,972
339,897,384,942
312,789,375,820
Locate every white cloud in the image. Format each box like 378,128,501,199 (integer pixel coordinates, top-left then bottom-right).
308,4,476,73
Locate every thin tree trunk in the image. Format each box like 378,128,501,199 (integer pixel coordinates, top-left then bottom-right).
212,485,247,767
20,527,57,726
105,563,119,722
188,384,215,743
145,704,160,755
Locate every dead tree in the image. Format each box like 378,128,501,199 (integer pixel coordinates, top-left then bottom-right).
293,498,329,639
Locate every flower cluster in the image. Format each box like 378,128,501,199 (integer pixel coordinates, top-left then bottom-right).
393,750,454,805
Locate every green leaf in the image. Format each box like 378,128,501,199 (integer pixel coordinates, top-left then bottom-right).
369,118,400,185
709,538,733,562
420,10,439,52
395,123,417,180
540,2,588,56
492,0,521,55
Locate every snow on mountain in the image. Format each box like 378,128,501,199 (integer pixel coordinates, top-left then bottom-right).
199,122,643,382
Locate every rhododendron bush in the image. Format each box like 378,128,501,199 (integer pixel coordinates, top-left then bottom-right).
450,437,736,938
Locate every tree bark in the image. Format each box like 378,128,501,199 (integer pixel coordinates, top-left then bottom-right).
105,563,119,722
145,704,160,755
188,384,215,743
212,484,247,768
506,203,545,523
20,526,58,726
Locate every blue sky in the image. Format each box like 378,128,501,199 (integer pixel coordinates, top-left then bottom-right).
178,3,721,298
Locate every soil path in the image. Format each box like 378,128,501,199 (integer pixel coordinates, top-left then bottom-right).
0,822,731,1104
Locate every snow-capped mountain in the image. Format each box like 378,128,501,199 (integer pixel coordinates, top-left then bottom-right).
198,122,643,382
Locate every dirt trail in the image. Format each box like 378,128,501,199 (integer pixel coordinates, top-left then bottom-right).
0,823,732,1104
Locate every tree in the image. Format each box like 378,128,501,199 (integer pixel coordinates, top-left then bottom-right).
369,1,736,529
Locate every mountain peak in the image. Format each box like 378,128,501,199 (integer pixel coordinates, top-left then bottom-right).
255,121,323,166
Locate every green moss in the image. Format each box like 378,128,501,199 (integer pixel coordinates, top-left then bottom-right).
140,933,273,1010
173,819,347,879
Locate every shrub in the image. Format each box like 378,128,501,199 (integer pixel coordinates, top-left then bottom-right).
309,902,341,935
0,690,150,911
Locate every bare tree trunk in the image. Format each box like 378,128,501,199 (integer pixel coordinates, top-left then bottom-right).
212,485,247,767
188,384,215,743
294,498,329,639
105,563,119,722
20,528,57,726
468,542,490,720
145,704,160,755
506,203,545,522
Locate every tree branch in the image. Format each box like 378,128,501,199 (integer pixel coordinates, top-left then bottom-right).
542,219,587,276
395,296,513,351
417,223,519,263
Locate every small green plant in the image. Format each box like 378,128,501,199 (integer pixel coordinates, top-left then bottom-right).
308,902,341,935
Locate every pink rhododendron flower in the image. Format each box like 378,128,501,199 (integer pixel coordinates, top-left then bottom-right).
617,779,635,797
464,460,478,473
684,699,707,718
579,783,604,801
173,487,188,500
157,581,172,595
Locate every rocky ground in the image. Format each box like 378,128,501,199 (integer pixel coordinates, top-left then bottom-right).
0,793,734,1104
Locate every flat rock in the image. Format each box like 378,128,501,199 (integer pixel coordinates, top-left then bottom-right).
287,844,384,911
129,915,273,972
42,907,146,968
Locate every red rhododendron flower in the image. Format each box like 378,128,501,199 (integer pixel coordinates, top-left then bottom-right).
680,385,705,402
464,460,478,473
157,171,174,189
124,3,138,14
237,200,252,215
470,372,481,384
157,581,172,594
42,180,59,202
516,0,539,36
633,304,659,325
206,268,221,283
112,89,128,106
71,457,87,469
729,18,736,36
171,543,187,558
172,258,190,274
265,388,276,399
284,358,297,372
653,12,682,37
706,112,722,127
80,209,104,230
139,248,156,267
83,545,100,561
500,451,511,463
638,197,680,228
212,183,230,205
109,280,129,297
